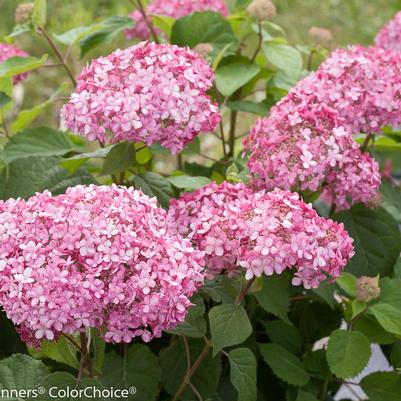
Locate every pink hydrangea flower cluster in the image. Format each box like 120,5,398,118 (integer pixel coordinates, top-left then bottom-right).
0,185,205,345
61,42,220,154
244,45,393,208
0,43,28,84
167,182,354,289
375,12,401,53
295,46,401,134
126,0,229,40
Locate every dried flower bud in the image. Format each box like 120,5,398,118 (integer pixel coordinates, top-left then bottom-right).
366,193,383,208
193,43,214,58
356,276,381,302
247,0,276,21
308,27,334,45
15,2,34,25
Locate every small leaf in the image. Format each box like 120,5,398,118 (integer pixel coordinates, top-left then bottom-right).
171,11,238,52
254,274,291,323
261,320,301,354
168,175,211,190
370,303,401,336
0,55,48,78
351,299,366,319
29,337,79,370
100,345,160,401
296,390,319,401
209,303,252,355
380,180,401,223
0,91,11,109
336,272,357,297
101,141,136,176
80,16,134,56
353,315,396,344
4,127,77,163
333,205,401,277
227,99,270,115
32,0,47,28
216,62,261,97
11,99,53,132
326,329,371,378
360,372,401,401
263,42,303,77
0,354,50,389
259,343,310,386
133,172,175,208
228,348,257,401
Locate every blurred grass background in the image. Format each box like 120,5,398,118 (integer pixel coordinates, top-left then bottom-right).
0,0,400,130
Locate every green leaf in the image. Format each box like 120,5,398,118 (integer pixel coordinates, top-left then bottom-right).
100,345,160,401
101,141,136,176
296,390,319,401
353,315,396,344
336,272,357,297
11,99,54,132
181,136,201,155
29,337,79,370
326,329,371,378
0,91,11,109
132,172,175,208
312,282,336,309
261,320,301,354
0,354,50,389
3,127,77,163
160,339,221,400
351,299,366,319
333,205,401,277
167,175,211,190
380,180,401,223
263,42,303,77
32,0,47,28
80,16,134,56
390,341,401,368
228,348,257,401
259,343,310,386
91,328,105,375
216,62,261,96
254,274,291,323
227,99,270,115
66,146,111,161
303,350,330,377
370,303,401,336
54,26,104,46
379,277,401,309
38,372,109,401
209,303,252,355
360,372,401,401
168,294,207,338
0,156,96,200
0,55,48,78
171,11,238,51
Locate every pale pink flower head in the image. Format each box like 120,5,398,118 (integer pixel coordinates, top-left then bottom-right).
0,185,205,345
61,42,220,154
0,43,29,84
168,182,354,289
375,12,401,53
126,0,229,40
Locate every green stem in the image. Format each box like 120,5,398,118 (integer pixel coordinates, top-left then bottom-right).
172,340,212,401
39,27,77,86
236,277,256,305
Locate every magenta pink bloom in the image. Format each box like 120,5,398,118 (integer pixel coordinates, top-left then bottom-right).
0,185,205,345
375,12,401,53
126,0,229,40
61,42,220,154
244,45,392,208
168,182,354,289
0,43,29,84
